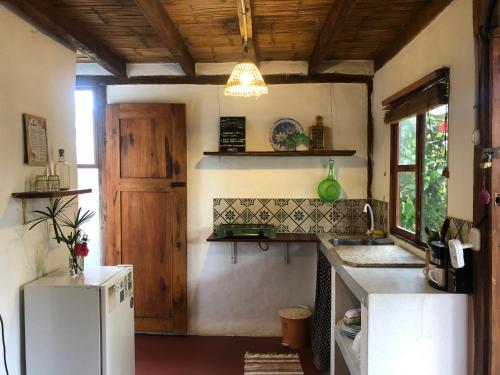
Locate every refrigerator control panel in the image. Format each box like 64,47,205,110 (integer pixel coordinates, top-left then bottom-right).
108,271,134,313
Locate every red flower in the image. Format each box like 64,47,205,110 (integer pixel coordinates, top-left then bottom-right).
74,243,89,257
438,120,448,133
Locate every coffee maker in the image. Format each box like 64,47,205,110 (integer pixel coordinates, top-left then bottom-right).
428,240,473,293
428,241,449,291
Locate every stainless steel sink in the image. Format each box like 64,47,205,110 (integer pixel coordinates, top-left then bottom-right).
329,237,394,246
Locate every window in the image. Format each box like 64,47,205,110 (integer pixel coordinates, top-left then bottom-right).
75,89,101,266
385,68,449,246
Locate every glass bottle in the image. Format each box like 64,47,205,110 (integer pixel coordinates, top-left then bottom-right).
55,149,70,190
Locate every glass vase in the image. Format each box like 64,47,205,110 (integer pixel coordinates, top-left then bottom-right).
68,254,84,276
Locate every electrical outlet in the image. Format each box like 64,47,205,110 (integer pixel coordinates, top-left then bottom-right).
495,193,500,207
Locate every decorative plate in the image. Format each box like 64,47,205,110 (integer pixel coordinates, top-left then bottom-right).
269,118,304,151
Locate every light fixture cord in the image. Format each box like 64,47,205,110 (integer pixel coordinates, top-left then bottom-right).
240,0,249,58
241,0,248,46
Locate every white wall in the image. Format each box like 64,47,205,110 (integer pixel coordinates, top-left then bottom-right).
108,82,368,335
372,0,475,221
0,5,77,374
77,59,374,77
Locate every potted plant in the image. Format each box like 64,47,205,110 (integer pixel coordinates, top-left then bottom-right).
28,196,95,275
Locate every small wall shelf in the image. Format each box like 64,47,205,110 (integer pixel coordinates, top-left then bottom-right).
203,150,356,157
207,233,320,264
12,189,92,223
12,188,92,199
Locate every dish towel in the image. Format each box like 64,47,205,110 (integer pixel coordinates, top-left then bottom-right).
311,249,331,372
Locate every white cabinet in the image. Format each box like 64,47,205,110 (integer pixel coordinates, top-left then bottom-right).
320,237,470,375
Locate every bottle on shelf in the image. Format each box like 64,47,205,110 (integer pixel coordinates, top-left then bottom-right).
55,149,70,190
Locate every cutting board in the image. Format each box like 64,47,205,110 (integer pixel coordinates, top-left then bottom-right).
335,245,425,268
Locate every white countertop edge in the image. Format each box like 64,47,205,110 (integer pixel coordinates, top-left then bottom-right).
318,234,467,302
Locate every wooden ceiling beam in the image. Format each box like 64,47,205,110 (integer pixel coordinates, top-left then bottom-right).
374,0,453,71
134,0,195,76
76,73,372,87
236,0,257,62
308,0,358,75
4,0,126,77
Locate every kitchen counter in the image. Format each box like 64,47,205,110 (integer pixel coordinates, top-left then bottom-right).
333,244,424,268
315,233,469,375
317,234,436,302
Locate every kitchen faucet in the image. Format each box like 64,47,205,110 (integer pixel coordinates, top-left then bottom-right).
363,203,374,236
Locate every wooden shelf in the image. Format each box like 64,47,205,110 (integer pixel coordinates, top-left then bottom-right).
12,189,92,224
206,233,320,243
12,189,92,199
203,150,356,157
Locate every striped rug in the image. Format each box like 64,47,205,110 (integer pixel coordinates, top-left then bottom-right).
244,352,304,374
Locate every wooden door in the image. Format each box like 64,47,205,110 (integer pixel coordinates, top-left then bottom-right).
105,103,187,334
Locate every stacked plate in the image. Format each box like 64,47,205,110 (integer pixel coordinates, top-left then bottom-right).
337,320,361,339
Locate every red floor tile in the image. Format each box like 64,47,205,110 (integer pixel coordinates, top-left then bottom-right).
135,335,319,375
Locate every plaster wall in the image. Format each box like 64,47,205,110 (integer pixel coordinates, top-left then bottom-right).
0,5,77,374
108,82,368,335
372,0,475,221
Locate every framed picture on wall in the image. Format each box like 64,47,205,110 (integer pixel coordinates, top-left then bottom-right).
23,113,49,166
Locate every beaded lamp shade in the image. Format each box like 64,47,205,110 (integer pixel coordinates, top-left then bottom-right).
224,62,268,97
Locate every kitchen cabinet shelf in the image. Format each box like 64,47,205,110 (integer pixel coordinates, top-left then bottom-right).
334,323,361,375
203,150,356,157
207,233,320,264
12,189,92,223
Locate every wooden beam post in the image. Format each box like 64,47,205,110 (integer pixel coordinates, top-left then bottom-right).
76,73,373,86
308,0,357,75
4,0,126,77
236,0,257,62
134,0,195,76
374,0,453,71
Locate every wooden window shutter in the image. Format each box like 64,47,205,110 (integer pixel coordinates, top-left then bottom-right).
382,68,450,124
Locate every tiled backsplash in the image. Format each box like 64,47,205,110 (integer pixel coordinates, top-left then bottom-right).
370,199,388,232
213,198,472,241
213,198,387,235
446,217,473,243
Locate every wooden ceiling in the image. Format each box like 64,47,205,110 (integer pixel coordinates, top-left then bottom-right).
5,0,453,77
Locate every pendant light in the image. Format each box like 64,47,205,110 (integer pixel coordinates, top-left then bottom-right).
224,0,268,97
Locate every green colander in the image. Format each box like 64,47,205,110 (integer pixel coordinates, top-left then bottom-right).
317,160,341,202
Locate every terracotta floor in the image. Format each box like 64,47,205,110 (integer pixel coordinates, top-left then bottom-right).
135,335,319,375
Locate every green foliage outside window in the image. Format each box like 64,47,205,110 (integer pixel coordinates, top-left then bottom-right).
397,106,448,238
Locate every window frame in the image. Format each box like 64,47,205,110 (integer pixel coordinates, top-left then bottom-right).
74,83,107,262
389,114,426,247
75,88,99,169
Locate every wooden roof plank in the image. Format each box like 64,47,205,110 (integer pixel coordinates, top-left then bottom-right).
134,0,195,76
374,0,453,71
4,0,127,77
308,0,358,74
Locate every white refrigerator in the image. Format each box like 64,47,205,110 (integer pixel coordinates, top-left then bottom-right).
24,266,135,375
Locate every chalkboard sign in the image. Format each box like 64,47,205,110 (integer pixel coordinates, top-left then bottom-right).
219,117,246,152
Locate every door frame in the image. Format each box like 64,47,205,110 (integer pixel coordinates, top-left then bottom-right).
473,0,499,373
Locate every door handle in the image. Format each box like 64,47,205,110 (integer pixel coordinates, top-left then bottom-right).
171,182,186,188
